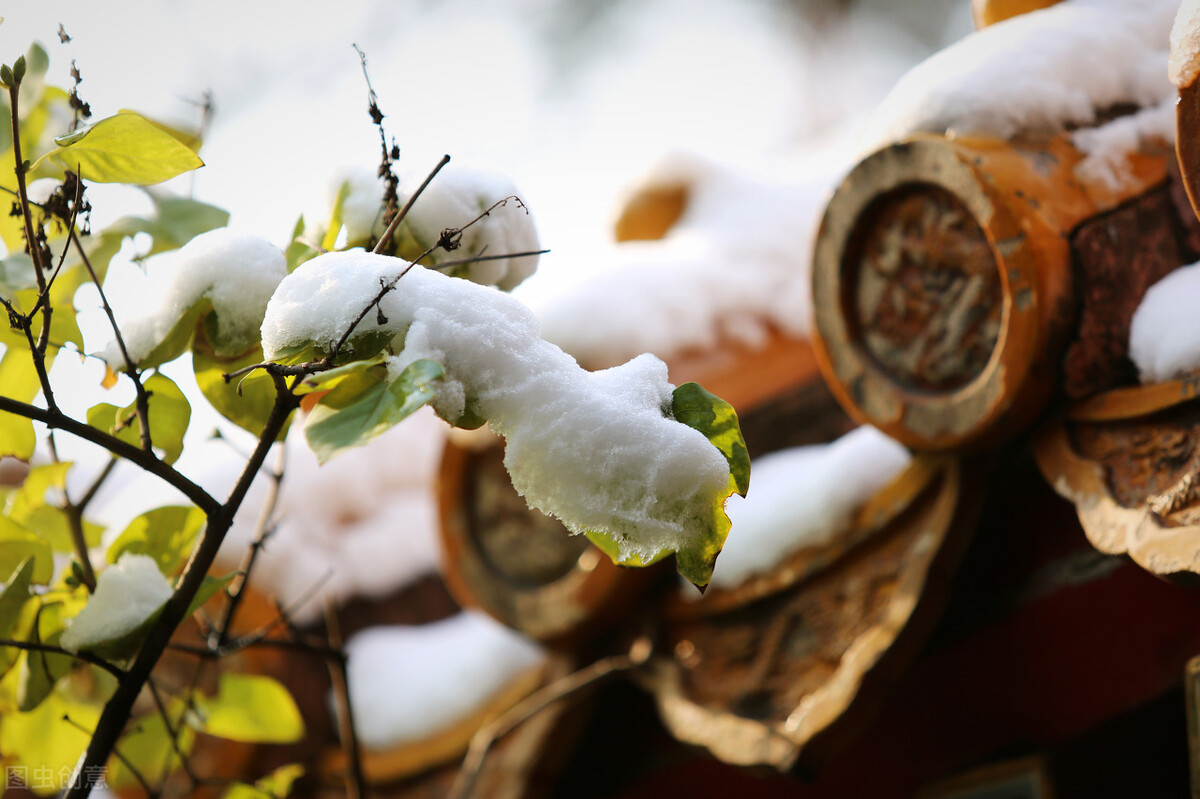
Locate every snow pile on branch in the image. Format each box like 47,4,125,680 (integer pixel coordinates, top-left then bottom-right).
393,165,541,292
861,0,1177,187
533,152,842,366
343,611,544,748
102,228,286,366
1171,0,1200,89
1129,260,1200,382
216,408,446,625
261,251,731,566
60,554,173,653
708,426,910,590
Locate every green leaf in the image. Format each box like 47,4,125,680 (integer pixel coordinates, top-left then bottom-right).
108,705,195,790
671,382,750,497
321,179,351,251
285,216,319,273
17,604,73,712
193,330,287,438
197,673,305,744
86,372,191,463
304,359,443,464
104,193,230,262
0,252,37,298
0,516,53,584
222,764,305,799
33,112,205,185
0,558,35,677
186,572,236,617
107,506,206,576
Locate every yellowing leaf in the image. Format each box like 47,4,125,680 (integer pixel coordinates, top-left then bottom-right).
197,673,305,744
193,332,287,438
34,112,204,185
0,686,102,791
222,764,305,799
107,505,206,575
107,705,195,790
0,516,53,584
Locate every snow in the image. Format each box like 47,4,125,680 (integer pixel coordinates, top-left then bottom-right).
394,164,541,291
342,610,544,748
533,151,845,365
861,0,1177,187
1171,0,1200,89
1129,260,1200,382
708,426,911,591
102,228,286,366
262,251,731,565
1071,99,1177,190
60,554,173,653
214,408,446,625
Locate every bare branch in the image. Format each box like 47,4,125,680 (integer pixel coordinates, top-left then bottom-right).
0,637,126,679
0,395,219,515
70,224,154,454
372,153,450,256
324,597,366,799
64,376,301,799
449,638,653,799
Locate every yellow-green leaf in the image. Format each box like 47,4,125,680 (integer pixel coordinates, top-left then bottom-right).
0,685,102,791
222,764,305,799
193,333,287,438
107,505,206,575
107,705,195,790
34,112,204,185
86,372,191,464
197,673,305,744
0,516,53,584
0,557,35,677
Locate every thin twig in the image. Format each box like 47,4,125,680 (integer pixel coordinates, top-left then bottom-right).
431,249,548,273
63,714,157,798
70,226,153,453
146,678,200,788
324,596,366,799
448,638,653,799
0,395,219,515
7,77,53,363
64,376,301,799
212,444,286,647
0,637,126,679
371,153,450,256
60,456,117,593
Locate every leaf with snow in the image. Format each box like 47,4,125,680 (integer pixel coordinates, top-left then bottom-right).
86,372,191,464
33,112,204,185
197,673,305,744
59,554,173,658
261,251,745,588
390,165,541,290
303,358,443,464
102,228,286,369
